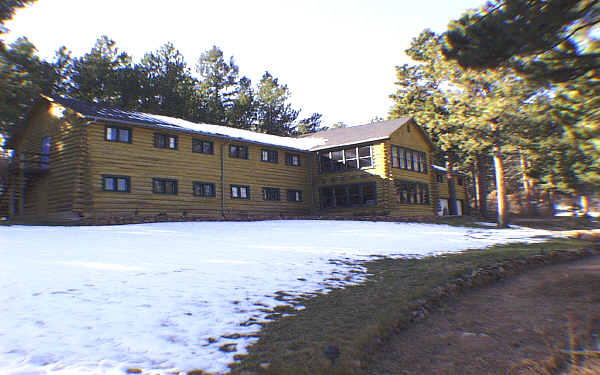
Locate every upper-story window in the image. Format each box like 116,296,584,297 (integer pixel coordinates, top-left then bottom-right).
261,149,278,163
192,139,214,154
154,133,177,150
285,153,301,166
229,144,248,159
320,145,373,173
105,126,132,143
391,145,427,174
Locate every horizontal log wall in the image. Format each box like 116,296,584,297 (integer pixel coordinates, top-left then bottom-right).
86,122,312,218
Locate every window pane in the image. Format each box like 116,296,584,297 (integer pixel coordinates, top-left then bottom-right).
205,184,214,196
293,155,299,165
346,159,358,169
169,137,176,149
332,150,344,161
359,157,372,168
358,146,370,158
392,147,398,168
363,184,376,204
400,149,406,168
295,191,302,201
345,148,357,159
203,142,213,154
349,185,361,205
104,177,114,191
106,128,117,141
154,180,164,193
119,129,130,143
321,156,332,172
262,150,268,161
240,187,248,198
117,178,128,192
231,186,238,197
334,186,347,206
192,140,202,153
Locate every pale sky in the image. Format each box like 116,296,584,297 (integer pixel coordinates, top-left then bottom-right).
5,0,484,127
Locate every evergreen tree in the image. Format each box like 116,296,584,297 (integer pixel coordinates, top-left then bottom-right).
294,113,322,135
255,72,298,135
196,46,240,125
226,76,256,129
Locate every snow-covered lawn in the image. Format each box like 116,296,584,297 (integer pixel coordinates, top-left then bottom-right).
0,220,553,374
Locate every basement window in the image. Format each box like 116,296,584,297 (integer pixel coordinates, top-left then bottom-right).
102,175,130,192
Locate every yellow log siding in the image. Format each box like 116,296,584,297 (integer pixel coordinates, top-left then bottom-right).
8,102,89,219
384,121,437,217
86,122,312,218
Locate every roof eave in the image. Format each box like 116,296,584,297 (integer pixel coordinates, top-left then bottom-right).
308,136,391,151
83,115,313,153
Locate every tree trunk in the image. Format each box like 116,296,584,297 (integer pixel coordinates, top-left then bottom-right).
580,195,590,216
519,150,533,216
446,157,457,215
471,165,479,210
493,143,508,228
476,154,489,218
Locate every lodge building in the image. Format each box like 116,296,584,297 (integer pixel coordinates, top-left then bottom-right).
1,95,469,222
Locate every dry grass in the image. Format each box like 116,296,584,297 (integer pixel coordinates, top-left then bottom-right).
229,238,593,375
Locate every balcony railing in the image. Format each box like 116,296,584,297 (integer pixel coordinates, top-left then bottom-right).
9,152,50,175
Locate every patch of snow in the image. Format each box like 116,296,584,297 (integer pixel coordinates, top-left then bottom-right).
148,114,325,151
0,221,553,374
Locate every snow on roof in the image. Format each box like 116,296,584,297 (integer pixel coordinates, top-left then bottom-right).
148,114,325,151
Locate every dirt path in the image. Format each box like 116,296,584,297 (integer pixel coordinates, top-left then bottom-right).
370,256,600,375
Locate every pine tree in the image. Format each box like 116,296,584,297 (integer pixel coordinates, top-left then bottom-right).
255,72,299,136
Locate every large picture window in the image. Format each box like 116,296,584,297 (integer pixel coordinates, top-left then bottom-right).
394,180,430,205
391,145,427,174
153,178,178,194
320,182,376,208
319,145,373,173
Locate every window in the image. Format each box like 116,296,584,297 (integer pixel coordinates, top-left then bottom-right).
391,146,428,174
154,133,177,150
261,149,278,163
285,153,301,166
395,180,430,205
192,139,214,154
102,175,130,192
105,126,132,143
153,178,178,194
41,136,50,168
263,187,280,201
457,177,464,186
320,182,377,208
231,184,250,199
287,189,303,202
436,173,444,183
319,145,374,173
193,182,216,197
229,144,248,159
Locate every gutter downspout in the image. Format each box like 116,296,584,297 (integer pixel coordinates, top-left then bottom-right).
221,143,225,218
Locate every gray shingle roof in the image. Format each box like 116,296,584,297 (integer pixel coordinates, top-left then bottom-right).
301,118,413,151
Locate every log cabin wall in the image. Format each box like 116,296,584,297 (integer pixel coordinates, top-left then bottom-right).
385,120,437,217
85,121,312,219
8,102,89,220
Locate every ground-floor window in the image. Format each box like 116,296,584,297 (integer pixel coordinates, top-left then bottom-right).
395,180,429,205
320,182,376,208
153,178,178,194
231,185,250,199
263,187,280,201
438,198,464,216
193,182,216,197
102,175,130,192
287,189,303,202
